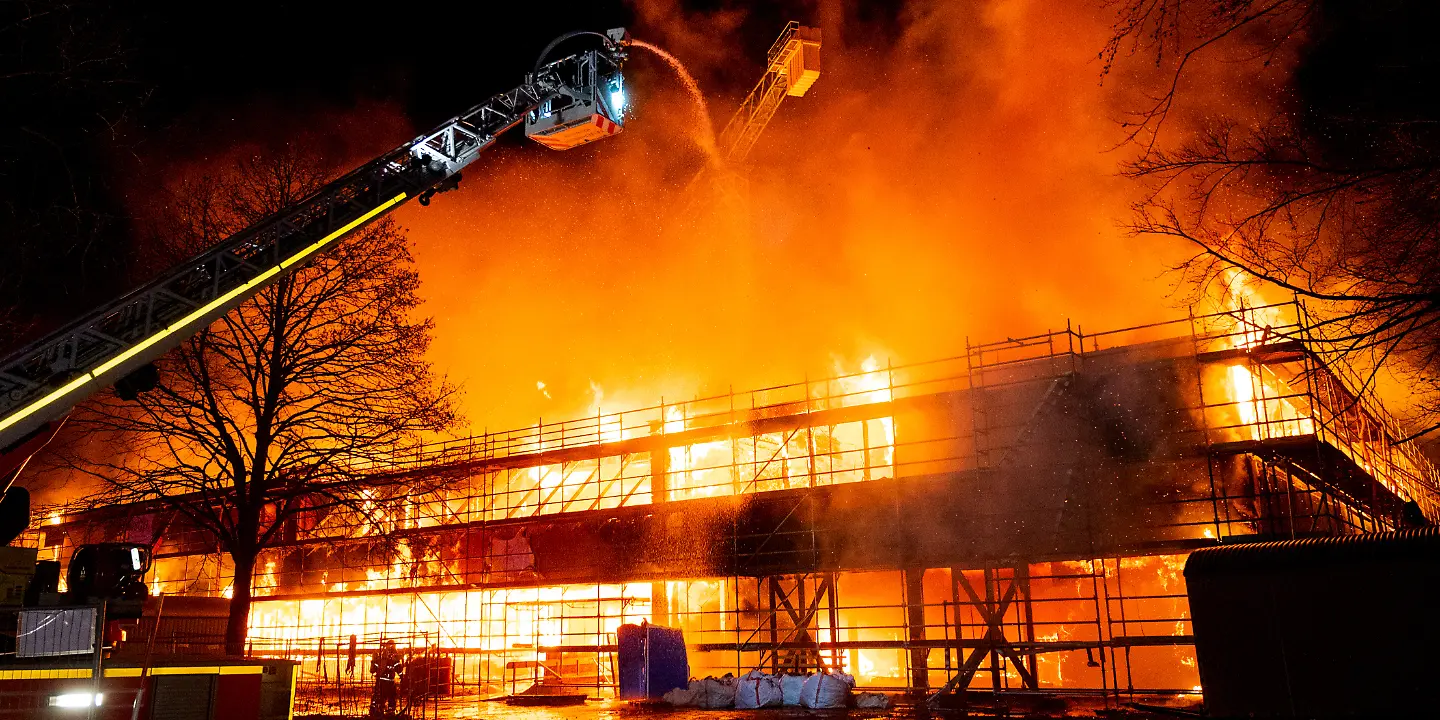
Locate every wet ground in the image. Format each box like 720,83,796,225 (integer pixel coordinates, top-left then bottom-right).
304,696,1201,720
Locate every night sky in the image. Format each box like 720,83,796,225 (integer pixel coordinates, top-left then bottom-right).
1,0,837,344
6,4,1440,705
3,0,1437,398
137,2,639,127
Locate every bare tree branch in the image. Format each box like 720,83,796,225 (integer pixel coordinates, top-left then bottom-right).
1105,0,1440,440
50,150,459,653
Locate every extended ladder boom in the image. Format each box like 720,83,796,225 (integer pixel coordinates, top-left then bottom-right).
715,22,821,164
0,31,629,457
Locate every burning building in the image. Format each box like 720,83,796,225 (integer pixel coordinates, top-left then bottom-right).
29,301,1439,710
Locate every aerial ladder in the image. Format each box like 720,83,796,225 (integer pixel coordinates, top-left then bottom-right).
684,22,821,214
715,22,822,164
0,29,634,540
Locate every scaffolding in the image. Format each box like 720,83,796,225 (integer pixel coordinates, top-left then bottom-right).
32,303,1440,710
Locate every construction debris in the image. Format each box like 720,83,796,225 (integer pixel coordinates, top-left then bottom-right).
665,670,855,709
855,691,893,710
799,670,855,709
734,670,784,708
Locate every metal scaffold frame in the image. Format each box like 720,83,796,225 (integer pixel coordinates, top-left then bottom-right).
30,303,1440,709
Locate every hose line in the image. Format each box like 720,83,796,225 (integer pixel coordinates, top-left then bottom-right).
534,30,616,72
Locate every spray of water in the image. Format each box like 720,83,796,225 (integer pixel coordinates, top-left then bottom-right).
628,40,721,165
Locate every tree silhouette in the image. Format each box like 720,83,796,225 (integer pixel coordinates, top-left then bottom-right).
1105,0,1440,442
58,151,458,653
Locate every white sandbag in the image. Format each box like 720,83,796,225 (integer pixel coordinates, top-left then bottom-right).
662,683,699,707
854,691,891,709
780,674,805,706
734,670,783,709
696,675,736,709
799,671,852,709
668,679,702,708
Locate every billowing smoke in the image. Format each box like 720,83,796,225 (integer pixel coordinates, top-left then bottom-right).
27,1,1291,505
399,0,1196,433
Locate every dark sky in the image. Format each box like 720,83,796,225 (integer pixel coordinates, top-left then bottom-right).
136,1,637,127
128,0,843,135
3,0,1435,352
1,0,818,344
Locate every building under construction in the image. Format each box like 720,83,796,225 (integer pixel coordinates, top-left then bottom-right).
32,302,1439,711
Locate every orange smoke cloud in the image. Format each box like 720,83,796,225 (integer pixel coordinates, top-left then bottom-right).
396,0,1191,431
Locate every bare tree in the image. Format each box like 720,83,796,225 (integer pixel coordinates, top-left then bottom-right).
1104,0,1440,441
1100,0,1316,149
57,151,458,653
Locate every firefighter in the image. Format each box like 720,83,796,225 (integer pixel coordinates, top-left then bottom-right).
369,639,403,718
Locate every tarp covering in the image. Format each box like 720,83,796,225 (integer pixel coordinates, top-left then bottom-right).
1185,528,1440,718
617,622,689,700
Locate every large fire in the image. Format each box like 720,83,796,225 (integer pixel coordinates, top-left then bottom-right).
1216,286,1317,443
28,1,1439,709
243,560,1202,693
46,275,1429,702
106,286,1426,701
397,0,1189,435
219,345,1222,696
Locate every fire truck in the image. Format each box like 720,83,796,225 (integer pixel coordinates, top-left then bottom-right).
0,28,632,719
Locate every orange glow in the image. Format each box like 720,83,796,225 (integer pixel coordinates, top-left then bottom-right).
400,0,1187,437
1225,363,1315,441
247,583,652,654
